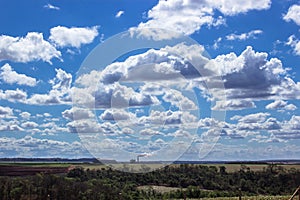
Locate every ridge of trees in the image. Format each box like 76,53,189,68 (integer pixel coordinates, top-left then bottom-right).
0,164,299,199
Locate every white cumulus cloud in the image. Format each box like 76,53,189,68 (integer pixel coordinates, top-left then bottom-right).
27,68,72,105
205,46,300,104
283,4,300,26
0,63,37,86
265,100,297,111
285,35,300,56
0,88,27,103
0,32,61,64
212,100,256,110
130,0,270,40
100,109,136,121
231,112,270,123
62,107,95,121
0,106,13,117
49,26,99,48
206,0,271,16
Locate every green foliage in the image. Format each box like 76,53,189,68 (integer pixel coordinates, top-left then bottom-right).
0,164,299,199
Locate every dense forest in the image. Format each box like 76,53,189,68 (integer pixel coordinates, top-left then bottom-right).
0,164,299,199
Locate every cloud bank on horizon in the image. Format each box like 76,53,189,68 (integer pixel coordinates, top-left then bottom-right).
0,0,300,161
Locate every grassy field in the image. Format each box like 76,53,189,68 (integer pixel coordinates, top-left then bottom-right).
198,163,300,172
137,185,186,193
1,162,300,173
79,163,300,173
0,162,71,167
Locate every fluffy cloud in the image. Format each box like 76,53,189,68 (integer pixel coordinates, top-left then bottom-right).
121,127,134,134
0,32,61,64
0,136,89,158
189,143,300,160
265,100,297,111
130,0,270,40
250,134,286,143
67,119,103,133
196,114,300,142
0,63,37,86
196,114,282,140
0,106,13,117
27,94,61,105
76,43,209,89
212,100,256,110
129,0,218,40
162,89,197,110
99,46,205,84
285,35,300,56
206,46,300,104
226,30,263,41
0,88,27,103
283,4,300,26
206,0,271,15
74,43,209,111
284,8,300,56
282,115,300,130
226,112,273,133
0,122,24,132
70,42,300,158
139,128,161,136
138,110,196,127
148,138,167,151
94,83,159,109
62,107,94,121
76,44,300,113
27,68,72,105
198,117,228,129
49,26,99,48
21,121,38,128
100,109,136,121
50,68,72,92
269,115,300,140
231,112,270,123
20,112,31,120
196,113,300,141
214,46,285,91
34,121,69,135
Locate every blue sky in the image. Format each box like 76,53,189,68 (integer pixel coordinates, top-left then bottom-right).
1,0,300,161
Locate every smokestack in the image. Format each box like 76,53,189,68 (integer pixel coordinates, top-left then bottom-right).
137,153,152,163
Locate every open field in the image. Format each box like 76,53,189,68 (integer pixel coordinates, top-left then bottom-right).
0,162,73,176
1,162,300,176
197,163,300,172
0,162,71,167
82,163,166,172
137,185,186,193
0,164,70,176
78,163,300,173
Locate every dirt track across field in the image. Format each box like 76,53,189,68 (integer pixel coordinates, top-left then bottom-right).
0,165,70,176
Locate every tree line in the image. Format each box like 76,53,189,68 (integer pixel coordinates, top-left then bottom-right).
0,164,299,199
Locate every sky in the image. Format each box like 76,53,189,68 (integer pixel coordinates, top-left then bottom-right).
1,0,300,162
